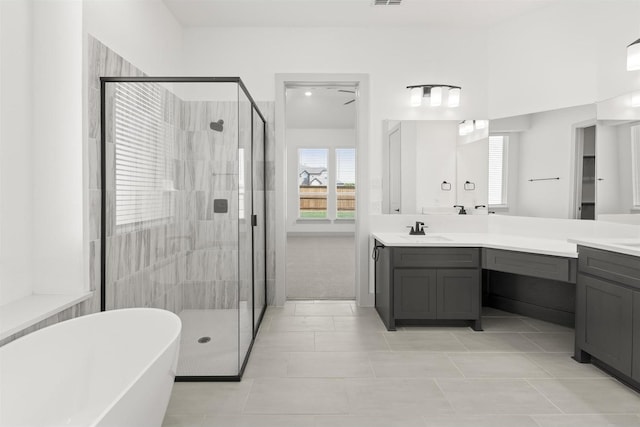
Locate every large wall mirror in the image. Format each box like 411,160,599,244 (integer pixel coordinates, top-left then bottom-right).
381,119,489,215
381,91,640,222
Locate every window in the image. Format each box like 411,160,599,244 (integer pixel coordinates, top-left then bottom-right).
488,135,508,207
298,149,328,219
114,83,173,227
296,148,357,220
336,148,356,219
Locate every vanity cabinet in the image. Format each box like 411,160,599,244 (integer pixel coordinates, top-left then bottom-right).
575,246,640,387
374,243,481,331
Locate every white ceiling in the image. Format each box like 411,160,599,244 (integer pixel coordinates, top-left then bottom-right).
162,0,565,28
286,86,357,129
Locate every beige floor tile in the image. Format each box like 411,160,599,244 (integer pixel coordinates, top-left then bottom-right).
481,317,539,332
269,316,335,332
436,378,560,414
287,351,374,378
521,332,574,352
384,331,468,352
453,332,545,352
203,414,316,427
315,331,390,351
333,315,387,332
253,331,315,352
295,303,354,316
242,351,290,379
369,352,463,378
527,378,640,414
243,378,349,414
449,353,552,378
524,352,608,378
165,382,253,416
520,318,574,333
314,415,428,427
162,415,205,427
423,414,540,427
344,378,453,416
532,414,640,427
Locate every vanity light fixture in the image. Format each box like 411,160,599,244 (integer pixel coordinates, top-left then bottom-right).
304,91,313,96
628,38,640,71
407,84,461,108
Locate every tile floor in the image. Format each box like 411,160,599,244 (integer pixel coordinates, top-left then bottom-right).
163,301,640,427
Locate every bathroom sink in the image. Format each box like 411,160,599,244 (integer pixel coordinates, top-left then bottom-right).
397,234,452,243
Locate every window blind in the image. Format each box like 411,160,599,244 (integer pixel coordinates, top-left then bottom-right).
488,135,506,206
114,83,172,226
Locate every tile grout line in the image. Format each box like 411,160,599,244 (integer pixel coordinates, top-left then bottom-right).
524,378,567,415
518,332,550,353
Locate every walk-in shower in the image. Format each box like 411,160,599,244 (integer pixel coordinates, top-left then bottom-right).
100,77,267,380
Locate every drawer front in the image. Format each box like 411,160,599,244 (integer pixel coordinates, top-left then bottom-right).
483,248,574,283
633,292,640,382
393,247,480,268
578,246,640,290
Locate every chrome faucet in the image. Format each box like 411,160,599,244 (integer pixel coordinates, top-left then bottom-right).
407,221,426,235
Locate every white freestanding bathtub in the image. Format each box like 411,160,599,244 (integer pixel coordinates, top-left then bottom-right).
0,308,181,427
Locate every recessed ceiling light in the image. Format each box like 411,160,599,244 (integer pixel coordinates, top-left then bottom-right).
305,91,312,97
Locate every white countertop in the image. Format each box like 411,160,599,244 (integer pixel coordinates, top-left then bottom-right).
569,237,640,258
372,232,578,258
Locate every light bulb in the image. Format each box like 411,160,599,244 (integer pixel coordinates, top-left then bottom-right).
410,87,423,107
305,91,312,97
448,87,461,108
628,39,640,71
430,86,442,107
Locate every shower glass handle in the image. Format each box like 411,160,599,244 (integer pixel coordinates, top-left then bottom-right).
252,214,258,227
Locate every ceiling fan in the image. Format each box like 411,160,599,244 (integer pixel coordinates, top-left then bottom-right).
338,89,356,105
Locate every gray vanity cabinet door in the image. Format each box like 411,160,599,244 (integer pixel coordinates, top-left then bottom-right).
633,292,640,382
394,269,437,319
576,274,633,376
436,269,480,319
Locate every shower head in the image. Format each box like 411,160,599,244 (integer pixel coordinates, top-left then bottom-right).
210,119,224,132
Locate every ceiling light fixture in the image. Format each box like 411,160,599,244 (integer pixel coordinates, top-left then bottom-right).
304,91,312,96
628,38,640,71
407,84,462,108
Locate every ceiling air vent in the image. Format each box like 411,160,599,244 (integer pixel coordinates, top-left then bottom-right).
373,0,402,5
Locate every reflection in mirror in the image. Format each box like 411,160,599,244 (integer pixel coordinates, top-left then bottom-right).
381,120,488,215
489,104,597,219
595,91,640,224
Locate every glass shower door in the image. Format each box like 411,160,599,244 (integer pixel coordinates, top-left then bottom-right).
252,107,267,330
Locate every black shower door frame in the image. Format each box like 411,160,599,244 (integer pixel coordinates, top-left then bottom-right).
100,77,267,381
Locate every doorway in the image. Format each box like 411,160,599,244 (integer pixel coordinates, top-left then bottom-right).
283,83,358,300
574,125,597,219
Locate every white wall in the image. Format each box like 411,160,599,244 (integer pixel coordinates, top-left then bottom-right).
83,0,184,75
30,1,84,295
514,104,596,218
286,128,356,233
488,0,640,119
0,0,34,305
